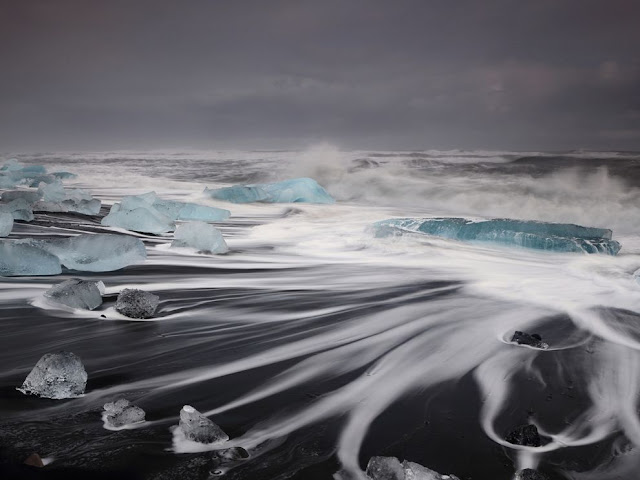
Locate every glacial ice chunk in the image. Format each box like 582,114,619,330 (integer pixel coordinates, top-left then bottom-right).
0,198,35,221
103,398,146,428
1,189,42,204
22,233,146,272
372,217,621,255
366,456,460,480
1,159,23,171
178,405,229,444
102,206,175,234
0,241,62,276
171,222,229,254
515,470,549,480
116,288,159,318
0,212,13,237
18,351,87,399
153,198,230,222
34,181,101,215
204,177,335,204
44,278,105,310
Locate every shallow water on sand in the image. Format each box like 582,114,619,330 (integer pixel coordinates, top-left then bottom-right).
2,148,640,479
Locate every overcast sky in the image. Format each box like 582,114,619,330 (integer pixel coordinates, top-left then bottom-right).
1,0,639,151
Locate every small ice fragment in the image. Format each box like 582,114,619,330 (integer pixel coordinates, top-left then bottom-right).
178,405,229,444
511,331,549,349
115,288,159,319
171,221,229,254
506,424,541,447
515,469,549,480
23,234,146,272
366,456,460,480
0,198,35,221
204,177,335,204
0,212,13,237
44,278,104,310
0,241,62,276
18,351,87,399
103,398,146,428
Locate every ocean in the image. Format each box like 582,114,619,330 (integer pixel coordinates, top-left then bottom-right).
2,147,640,480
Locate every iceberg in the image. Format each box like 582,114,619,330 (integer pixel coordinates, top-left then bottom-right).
44,278,105,310
366,456,460,480
171,222,229,254
1,190,42,204
178,405,229,444
204,177,335,204
115,288,159,318
22,233,146,272
0,198,35,221
0,212,13,237
103,398,146,428
372,217,621,255
0,241,62,276
18,351,87,399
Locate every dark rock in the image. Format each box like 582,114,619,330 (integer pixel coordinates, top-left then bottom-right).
506,424,541,447
115,288,159,319
515,469,549,480
23,454,43,468
216,447,249,461
511,331,549,349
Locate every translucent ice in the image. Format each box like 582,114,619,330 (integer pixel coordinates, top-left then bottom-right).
22,234,147,272
372,217,621,255
102,206,175,234
171,222,229,254
153,198,230,222
115,288,159,318
1,190,42,204
103,398,146,428
0,241,62,276
44,278,105,310
178,405,229,444
366,456,460,480
204,177,335,204
35,181,101,215
0,212,13,237
18,351,87,399
0,198,35,221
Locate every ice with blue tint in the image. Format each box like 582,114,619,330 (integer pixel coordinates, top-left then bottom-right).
0,241,62,276
153,198,230,221
1,190,42,204
0,212,13,237
204,177,335,204
102,206,175,234
35,181,102,215
22,233,147,272
1,159,23,171
0,198,34,221
171,221,229,254
372,217,622,255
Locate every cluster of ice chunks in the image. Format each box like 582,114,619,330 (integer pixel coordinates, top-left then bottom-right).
102,191,230,235
103,398,146,428
366,456,460,480
0,159,76,190
372,217,621,255
0,241,62,276
35,181,101,215
178,405,229,444
171,221,229,254
204,177,335,204
115,288,159,318
44,278,105,310
18,351,87,399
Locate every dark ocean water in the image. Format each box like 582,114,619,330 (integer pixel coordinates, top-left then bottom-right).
2,147,640,480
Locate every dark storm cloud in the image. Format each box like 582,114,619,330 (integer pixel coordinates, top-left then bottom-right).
1,0,639,150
